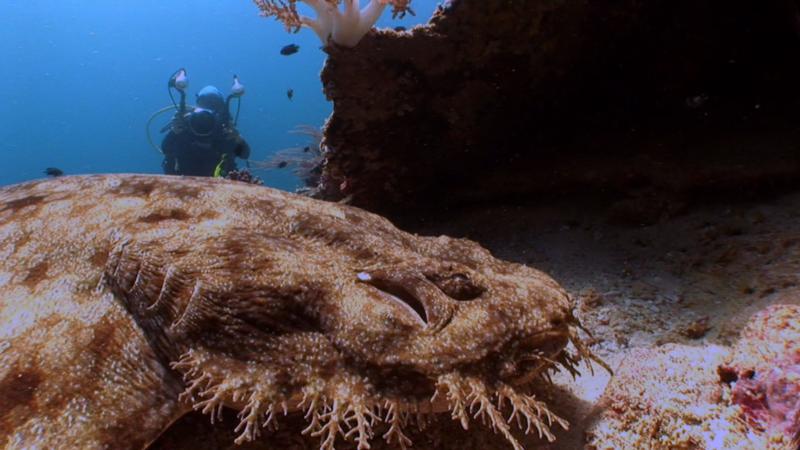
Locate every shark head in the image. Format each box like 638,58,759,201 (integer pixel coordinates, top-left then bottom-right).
1,175,604,449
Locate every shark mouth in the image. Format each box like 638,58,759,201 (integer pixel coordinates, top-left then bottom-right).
171,325,609,450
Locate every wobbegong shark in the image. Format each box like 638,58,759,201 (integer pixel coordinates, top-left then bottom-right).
0,175,605,449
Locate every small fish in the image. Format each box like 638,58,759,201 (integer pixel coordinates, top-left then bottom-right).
277,161,288,169
287,89,294,100
280,44,299,56
44,167,64,177
303,146,310,153
393,26,406,32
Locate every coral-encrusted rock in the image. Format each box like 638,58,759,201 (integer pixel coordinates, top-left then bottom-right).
720,304,800,445
589,306,800,449
318,0,645,209
318,0,800,216
0,174,601,450
586,344,757,450
722,304,800,377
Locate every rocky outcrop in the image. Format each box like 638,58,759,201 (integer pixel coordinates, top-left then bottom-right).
317,0,800,217
720,304,800,445
588,305,800,449
587,344,746,449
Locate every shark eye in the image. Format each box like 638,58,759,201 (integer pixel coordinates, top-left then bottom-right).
357,272,429,325
425,273,484,301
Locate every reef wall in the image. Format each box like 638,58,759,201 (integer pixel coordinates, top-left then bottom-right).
316,0,800,218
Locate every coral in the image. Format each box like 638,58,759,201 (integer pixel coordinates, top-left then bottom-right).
252,0,414,47
0,174,604,449
587,344,760,450
731,357,800,445
589,306,800,450
225,168,264,185
720,304,800,447
723,304,800,376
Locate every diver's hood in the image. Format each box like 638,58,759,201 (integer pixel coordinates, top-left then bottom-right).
196,86,226,112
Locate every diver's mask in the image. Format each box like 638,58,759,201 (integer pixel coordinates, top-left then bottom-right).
186,107,220,137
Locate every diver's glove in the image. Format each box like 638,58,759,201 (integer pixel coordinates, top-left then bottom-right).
234,139,251,160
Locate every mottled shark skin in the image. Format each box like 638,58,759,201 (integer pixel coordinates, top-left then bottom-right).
0,175,603,450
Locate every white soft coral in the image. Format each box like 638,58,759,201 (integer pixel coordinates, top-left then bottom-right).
331,0,389,47
254,0,413,48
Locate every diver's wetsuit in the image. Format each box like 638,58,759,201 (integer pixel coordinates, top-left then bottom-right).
160,84,250,177
161,127,250,176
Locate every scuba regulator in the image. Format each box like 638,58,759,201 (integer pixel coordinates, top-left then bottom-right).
146,69,246,154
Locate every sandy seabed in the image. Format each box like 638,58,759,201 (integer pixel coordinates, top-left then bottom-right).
412,190,800,449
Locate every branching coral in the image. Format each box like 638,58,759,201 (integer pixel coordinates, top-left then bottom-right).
252,0,414,47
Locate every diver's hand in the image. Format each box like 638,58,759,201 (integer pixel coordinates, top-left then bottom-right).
235,139,251,160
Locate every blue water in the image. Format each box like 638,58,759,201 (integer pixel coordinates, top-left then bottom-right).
0,0,441,190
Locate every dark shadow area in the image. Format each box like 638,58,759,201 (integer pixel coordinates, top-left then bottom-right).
318,0,800,220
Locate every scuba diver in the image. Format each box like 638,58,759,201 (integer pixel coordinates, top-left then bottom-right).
148,69,250,177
